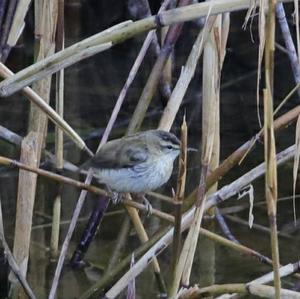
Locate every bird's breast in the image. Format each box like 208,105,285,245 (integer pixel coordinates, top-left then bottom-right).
95,156,174,193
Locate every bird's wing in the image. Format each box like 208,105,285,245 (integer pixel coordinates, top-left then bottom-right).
85,137,149,169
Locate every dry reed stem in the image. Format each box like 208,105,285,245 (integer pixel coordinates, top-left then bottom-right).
178,283,300,298
11,3,58,296
293,116,300,223
103,145,295,298
126,254,136,299
0,62,93,156
0,0,293,96
264,0,281,295
177,12,223,290
171,118,188,275
10,133,38,296
50,0,64,259
0,155,107,196
0,125,22,145
6,0,31,48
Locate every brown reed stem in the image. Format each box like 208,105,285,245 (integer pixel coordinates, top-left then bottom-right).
171,118,187,275
264,0,281,296
10,133,38,297
10,3,58,297
50,0,64,260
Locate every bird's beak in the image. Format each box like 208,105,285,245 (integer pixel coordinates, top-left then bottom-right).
187,147,198,152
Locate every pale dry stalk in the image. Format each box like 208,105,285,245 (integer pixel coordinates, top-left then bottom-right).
263,0,281,296
50,0,64,259
10,1,58,297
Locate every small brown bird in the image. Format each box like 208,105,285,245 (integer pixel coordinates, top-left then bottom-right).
82,130,181,194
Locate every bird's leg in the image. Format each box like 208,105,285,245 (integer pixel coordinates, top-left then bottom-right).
106,186,123,204
136,193,153,216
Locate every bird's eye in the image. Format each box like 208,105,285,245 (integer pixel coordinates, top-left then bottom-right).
166,145,173,150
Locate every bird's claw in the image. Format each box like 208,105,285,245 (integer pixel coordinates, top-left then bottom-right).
108,190,123,204
142,196,153,216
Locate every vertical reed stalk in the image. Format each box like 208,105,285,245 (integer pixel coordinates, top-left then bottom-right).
171,118,187,274
10,0,58,297
197,14,223,291
9,133,38,298
50,0,64,260
264,0,281,296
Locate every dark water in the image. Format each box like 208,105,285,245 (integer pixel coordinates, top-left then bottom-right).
1,1,300,298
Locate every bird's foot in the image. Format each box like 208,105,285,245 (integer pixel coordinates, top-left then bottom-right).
106,187,123,204
142,195,153,216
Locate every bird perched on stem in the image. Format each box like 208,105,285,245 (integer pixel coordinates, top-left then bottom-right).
82,130,181,195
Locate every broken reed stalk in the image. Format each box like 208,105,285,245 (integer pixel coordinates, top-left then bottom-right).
0,63,93,156
171,13,224,294
196,11,223,290
264,0,281,296
103,145,295,299
50,0,64,260
171,118,187,274
168,19,216,291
